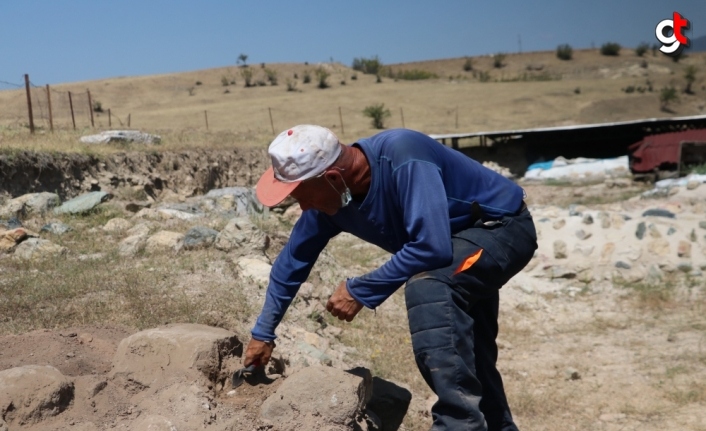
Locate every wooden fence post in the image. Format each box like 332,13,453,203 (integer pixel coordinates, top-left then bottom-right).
46,84,53,132
400,107,405,128
338,106,344,136
128,113,131,127
108,108,111,127
68,91,76,130
24,74,35,133
204,110,209,130
268,107,275,135
87,89,95,128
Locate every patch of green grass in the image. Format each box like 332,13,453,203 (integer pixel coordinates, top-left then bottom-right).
391,69,438,81
690,163,706,175
0,204,252,336
614,278,676,310
666,383,706,405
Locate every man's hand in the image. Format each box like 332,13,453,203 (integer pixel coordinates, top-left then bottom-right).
326,280,364,322
243,338,276,367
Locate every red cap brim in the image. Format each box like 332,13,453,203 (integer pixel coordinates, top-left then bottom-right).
256,166,301,207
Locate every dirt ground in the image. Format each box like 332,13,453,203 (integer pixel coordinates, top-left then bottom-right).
1,171,705,430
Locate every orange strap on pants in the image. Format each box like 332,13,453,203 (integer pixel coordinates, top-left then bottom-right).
453,249,483,275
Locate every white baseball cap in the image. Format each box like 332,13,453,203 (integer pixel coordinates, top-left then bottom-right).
256,125,341,206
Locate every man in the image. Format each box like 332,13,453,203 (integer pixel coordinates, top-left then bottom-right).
245,124,537,431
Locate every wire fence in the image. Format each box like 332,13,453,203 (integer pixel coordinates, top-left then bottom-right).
0,74,467,136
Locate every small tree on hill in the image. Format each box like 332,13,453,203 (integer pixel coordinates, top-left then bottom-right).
684,65,698,94
237,53,248,67
556,44,573,60
240,67,253,87
463,57,474,71
493,53,506,68
363,103,391,129
315,67,330,89
660,86,679,111
352,56,384,75
600,42,621,56
635,42,649,57
264,68,278,86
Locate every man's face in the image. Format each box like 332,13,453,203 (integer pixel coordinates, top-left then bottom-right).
289,172,342,216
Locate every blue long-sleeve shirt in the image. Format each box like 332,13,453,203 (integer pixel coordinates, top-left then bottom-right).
252,129,524,341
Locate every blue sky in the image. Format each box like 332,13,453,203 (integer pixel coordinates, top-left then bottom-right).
1,0,704,88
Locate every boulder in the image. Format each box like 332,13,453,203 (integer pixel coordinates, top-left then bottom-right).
110,323,242,388
553,240,567,259
0,228,29,252
0,365,74,426
0,217,22,230
0,193,60,218
647,239,670,257
677,241,692,258
118,234,147,257
13,238,67,260
40,222,72,235
79,130,161,145
236,257,272,285
183,226,219,250
215,217,269,257
53,192,112,215
635,222,646,240
204,187,266,216
103,217,132,233
145,231,184,254
260,366,372,429
642,208,675,218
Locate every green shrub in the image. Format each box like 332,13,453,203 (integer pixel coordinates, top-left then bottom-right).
92,100,103,113
393,69,438,80
315,67,330,89
240,67,254,87
660,86,679,111
286,78,297,92
476,71,491,82
463,57,473,71
600,42,621,56
500,72,561,82
493,53,506,68
363,103,391,129
221,76,230,87
556,44,573,60
195,81,202,86
352,56,384,75
690,163,706,175
302,70,311,84
264,68,278,86
635,42,649,57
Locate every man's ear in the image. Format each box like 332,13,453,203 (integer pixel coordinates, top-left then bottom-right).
324,169,341,183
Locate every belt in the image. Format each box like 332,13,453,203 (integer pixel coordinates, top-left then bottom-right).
470,200,527,226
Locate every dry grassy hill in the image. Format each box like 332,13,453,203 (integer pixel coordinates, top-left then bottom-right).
0,48,705,152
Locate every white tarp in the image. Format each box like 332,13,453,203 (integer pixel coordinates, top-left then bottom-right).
524,156,630,181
